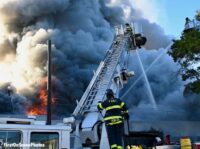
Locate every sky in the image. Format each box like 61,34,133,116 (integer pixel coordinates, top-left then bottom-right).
132,0,200,37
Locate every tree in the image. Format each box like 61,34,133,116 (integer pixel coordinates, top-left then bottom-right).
195,10,200,21
169,12,200,94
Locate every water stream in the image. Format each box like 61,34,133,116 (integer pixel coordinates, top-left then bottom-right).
135,49,157,108
121,42,173,99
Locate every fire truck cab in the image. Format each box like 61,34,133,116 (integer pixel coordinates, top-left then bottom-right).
0,116,72,149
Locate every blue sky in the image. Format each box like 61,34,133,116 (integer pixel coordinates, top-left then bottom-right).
132,0,200,37
163,0,200,36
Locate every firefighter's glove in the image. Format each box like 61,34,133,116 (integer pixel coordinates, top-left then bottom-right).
97,101,103,111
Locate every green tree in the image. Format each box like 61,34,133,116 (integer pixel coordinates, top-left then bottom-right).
169,13,200,94
195,10,200,21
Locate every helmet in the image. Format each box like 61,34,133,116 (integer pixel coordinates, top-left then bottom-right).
106,89,114,97
125,23,130,26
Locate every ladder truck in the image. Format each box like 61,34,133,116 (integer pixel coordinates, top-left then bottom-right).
71,24,147,149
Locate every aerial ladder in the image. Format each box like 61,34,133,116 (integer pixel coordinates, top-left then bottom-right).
72,23,147,149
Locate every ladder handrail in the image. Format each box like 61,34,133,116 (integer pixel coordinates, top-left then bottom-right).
73,34,131,116
73,61,105,116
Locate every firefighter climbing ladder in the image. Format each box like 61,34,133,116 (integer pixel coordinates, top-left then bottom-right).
73,34,129,116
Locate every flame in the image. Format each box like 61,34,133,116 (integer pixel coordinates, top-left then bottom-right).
27,79,56,115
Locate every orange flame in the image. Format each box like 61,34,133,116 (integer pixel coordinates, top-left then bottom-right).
27,79,56,115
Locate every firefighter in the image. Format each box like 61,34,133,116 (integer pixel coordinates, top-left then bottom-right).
185,17,191,30
98,89,129,149
125,23,133,33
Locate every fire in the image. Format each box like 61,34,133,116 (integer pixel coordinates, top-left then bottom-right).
27,79,56,115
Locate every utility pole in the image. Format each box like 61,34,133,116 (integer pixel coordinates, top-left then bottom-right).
46,40,52,125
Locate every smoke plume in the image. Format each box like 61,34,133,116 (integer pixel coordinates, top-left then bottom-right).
0,0,114,115
122,48,200,121
0,0,197,120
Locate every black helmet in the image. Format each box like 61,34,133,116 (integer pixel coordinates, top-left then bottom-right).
125,23,130,26
106,89,114,97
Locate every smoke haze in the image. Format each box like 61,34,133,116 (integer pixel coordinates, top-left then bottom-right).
0,0,199,120
122,48,200,121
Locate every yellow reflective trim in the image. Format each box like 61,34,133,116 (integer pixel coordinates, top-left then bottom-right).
122,110,128,113
121,102,125,108
98,103,104,109
109,121,122,125
126,27,132,31
117,146,123,149
111,144,117,149
105,105,121,111
104,116,122,121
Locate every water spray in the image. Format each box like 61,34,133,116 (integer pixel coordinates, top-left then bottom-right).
135,49,157,108
121,42,173,99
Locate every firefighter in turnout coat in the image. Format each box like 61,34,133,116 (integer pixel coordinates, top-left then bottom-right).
98,89,129,149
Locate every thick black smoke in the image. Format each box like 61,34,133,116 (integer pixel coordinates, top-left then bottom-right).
0,83,27,114
0,0,115,115
100,0,171,49
1,0,193,120
121,48,200,121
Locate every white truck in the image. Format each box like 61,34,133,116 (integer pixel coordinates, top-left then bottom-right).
0,116,73,149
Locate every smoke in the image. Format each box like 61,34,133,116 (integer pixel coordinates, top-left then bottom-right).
0,0,115,115
122,48,200,121
0,83,27,114
101,0,171,49
0,0,193,120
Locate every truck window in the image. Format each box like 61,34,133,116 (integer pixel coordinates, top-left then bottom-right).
30,132,59,149
0,131,21,149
